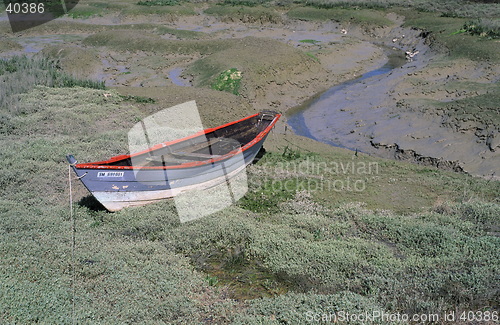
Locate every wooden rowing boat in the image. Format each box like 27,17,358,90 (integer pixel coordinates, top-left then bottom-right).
67,111,280,211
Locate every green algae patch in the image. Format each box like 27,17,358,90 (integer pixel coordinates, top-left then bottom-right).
211,68,242,95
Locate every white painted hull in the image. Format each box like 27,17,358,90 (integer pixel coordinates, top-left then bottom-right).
92,164,247,211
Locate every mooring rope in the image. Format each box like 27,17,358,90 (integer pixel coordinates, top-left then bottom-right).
68,164,76,325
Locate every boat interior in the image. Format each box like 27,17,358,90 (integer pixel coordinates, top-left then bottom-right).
102,112,277,167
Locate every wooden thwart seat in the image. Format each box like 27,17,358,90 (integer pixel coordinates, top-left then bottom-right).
145,155,192,165
170,137,239,160
171,151,222,159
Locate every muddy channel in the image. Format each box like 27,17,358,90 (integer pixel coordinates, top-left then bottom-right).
288,46,498,177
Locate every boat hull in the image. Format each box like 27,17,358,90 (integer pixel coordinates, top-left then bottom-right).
71,133,268,211
90,163,247,211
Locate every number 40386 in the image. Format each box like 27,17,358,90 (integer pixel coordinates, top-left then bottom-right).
460,310,498,322
5,2,45,14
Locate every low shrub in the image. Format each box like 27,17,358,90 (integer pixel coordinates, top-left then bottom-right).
463,19,500,38
452,200,500,232
232,291,385,324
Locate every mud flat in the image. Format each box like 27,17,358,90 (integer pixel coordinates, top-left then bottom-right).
1,8,497,179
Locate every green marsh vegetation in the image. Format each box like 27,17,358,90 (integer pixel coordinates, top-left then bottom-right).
1,0,499,323
287,6,394,27
299,39,321,44
204,5,284,24
137,0,182,6
0,39,23,52
0,56,104,115
89,24,204,39
211,68,242,95
122,0,197,16
304,52,320,62
221,0,273,7
65,6,103,19
83,31,224,54
118,94,157,103
4,76,497,322
402,11,499,61
462,18,500,38
1,58,498,321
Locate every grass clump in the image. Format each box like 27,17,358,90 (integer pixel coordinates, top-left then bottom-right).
300,0,390,10
299,39,321,44
205,5,283,24
463,18,500,38
137,0,181,6
119,94,157,103
287,7,393,27
239,179,296,214
222,0,273,7
63,3,105,19
433,2,500,19
232,291,384,324
450,200,500,232
0,39,23,52
88,2,127,10
121,1,196,16
211,68,242,95
0,56,104,115
403,12,500,61
305,52,320,62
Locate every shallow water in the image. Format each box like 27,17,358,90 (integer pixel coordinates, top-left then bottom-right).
4,35,83,55
169,67,192,87
20,36,64,53
287,50,405,151
287,48,499,177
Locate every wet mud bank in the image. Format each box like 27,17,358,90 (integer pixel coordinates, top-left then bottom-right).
370,142,465,173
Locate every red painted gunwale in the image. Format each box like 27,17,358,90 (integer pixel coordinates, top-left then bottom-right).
75,112,280,170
